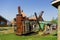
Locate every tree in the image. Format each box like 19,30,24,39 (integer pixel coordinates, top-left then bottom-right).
51,17,57,24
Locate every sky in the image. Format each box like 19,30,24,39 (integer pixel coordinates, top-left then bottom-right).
0,0,58,21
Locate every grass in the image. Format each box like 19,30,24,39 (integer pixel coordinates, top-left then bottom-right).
0,27,14,34
0,32,57,40
0,27,57,40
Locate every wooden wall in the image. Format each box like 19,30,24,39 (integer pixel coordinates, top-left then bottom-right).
0,16,7,27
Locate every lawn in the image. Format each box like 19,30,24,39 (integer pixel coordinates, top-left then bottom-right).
0,27,57,40
0,32,57,40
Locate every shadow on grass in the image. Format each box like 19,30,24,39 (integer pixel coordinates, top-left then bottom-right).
23,32,38,36
15,32,39,36
53,34,57,36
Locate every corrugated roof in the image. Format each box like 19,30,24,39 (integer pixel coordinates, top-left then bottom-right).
29,15,36,20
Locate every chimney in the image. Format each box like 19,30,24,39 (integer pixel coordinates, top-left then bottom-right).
18,6,21,14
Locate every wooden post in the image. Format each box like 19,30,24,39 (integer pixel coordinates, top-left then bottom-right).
58,5,60,40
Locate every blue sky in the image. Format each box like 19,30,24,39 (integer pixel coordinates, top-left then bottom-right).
0,0,58,21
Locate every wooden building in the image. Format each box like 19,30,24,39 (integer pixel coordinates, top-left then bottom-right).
0,15,7,27
15,6,44,35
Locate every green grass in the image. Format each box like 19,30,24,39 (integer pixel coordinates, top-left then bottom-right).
0,27,57,40
0,33,57,40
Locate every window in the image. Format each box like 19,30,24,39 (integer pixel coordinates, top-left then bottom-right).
0,21,5,25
